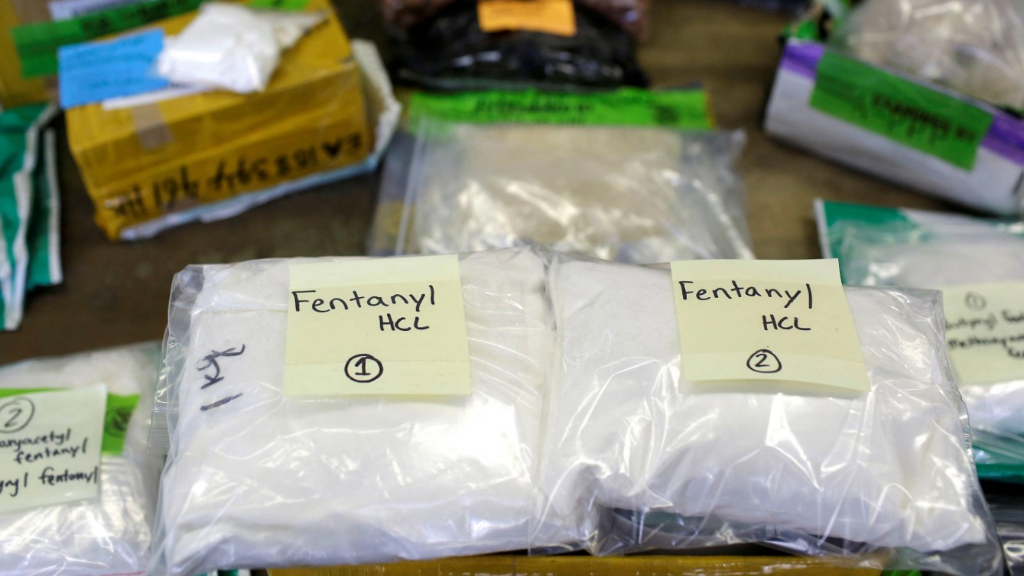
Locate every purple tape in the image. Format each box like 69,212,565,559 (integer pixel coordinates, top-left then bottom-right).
778,40,1024,166
779,41,824,80
982,112,1024,165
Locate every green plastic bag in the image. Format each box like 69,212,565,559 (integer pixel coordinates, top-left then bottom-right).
0,103,58,331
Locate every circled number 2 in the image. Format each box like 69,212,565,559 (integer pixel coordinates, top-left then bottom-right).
0,397,35,433
746,349,782,374
344,354,384,383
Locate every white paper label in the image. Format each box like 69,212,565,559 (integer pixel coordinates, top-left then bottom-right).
942,282,1024,385
0,385,106,513
671,259,870,392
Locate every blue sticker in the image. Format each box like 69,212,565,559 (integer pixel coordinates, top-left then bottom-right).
58,29,169,109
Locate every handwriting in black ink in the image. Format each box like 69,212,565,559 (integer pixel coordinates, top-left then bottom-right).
200,394,244,412
196,345,246,389
196,345,247,412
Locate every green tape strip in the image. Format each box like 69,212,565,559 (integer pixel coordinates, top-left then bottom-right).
810,52,993,170
11,0,205,78
0,388,140,455
249,0,310,10
409,88,714,130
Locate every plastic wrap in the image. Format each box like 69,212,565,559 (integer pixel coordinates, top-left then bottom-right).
0,342,163,576
389,1,647,90
833,0,1024,110
990,496,1024,575
156,3,326,94
534,253,1001,575
371,122,753,263
0,103,58,331
815,200,1024,437
150,248,573,575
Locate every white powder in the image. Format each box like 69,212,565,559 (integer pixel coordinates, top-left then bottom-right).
153,249,567,575
539,257,999,573
0,343,162,576
836,0,1024,110
157,3,325,94
401,125,753,263
838,236,1024,435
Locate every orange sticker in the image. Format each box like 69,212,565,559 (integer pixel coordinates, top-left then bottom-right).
477,0,576,37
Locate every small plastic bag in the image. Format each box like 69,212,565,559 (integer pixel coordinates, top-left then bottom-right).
0,103,57,331
0,342,163,576
534,252,1002,575
371,120,753,263
157,3,326,94
816,200,1024,438
832,0,1024,111
149,248,572,575
989,496,1024,576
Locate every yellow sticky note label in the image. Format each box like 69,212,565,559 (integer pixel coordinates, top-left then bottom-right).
477,0,576,37
942,282,1024,386
284,255,472,397
670,259,870,392
0,385,105,514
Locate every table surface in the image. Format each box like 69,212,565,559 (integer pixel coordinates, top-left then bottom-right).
0,0,966,364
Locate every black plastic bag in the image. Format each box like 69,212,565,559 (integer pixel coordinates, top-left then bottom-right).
389,1,648,90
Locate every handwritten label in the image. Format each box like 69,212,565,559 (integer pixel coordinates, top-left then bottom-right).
285,255,472,396
0,386,105,514
942,282,1024,386
670,259,870,392
810,51,993,170
58,30,169,109
195,345,247,412
408,88,713,130
477,0,576,37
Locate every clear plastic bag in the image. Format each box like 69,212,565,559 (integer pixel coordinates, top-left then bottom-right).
370,122,753,263
0,342,163,576
989,496,1024,575
534,253,1002,575
156,3,327,94
833,0,1024,110
817,201,1024,437
149,248,572,575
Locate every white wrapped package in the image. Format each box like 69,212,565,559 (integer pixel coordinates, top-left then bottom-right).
816,200,1024,436
151,249,566,575
537,255,1001,575
157,3,325,93
0,343,162,576
372,123,753,263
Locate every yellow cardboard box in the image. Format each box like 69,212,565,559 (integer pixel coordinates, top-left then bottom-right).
67,0,370,239
268,555,885,576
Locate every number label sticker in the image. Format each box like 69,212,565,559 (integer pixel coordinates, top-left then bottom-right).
670,259,870,392
0,386,106,514
284,255,472,397
0,398,35,433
